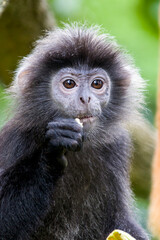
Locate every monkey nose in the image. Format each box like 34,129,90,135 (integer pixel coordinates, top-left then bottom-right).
80,97,91,104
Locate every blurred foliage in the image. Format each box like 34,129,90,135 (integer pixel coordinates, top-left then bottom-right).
136,198,149,232
48,0,158,123
0,83,10,127
140,0,159,31
130,120,156,198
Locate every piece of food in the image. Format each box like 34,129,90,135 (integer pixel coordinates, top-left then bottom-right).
107,230,136,240
75,118,83,127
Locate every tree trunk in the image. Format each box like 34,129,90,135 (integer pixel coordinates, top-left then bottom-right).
0,0,56,85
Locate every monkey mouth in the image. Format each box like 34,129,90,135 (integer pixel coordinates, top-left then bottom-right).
78,115,95,124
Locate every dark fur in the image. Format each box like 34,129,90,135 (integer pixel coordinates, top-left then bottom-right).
0,24,148,240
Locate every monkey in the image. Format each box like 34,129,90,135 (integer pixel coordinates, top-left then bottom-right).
0,24,149,240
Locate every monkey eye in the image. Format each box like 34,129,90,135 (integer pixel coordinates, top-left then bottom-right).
63,79,76,89
91,79,103,89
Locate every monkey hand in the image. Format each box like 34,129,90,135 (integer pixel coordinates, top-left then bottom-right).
45,118,83,154
45,118,83,168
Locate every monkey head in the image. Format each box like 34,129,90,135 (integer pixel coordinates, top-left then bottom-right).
10,24,144,134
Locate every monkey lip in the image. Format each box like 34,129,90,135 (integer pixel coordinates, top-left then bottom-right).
78,115,95,124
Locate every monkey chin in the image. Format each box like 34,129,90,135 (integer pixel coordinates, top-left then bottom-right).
75,116,96,133
79,116,96,125
80,116,97,133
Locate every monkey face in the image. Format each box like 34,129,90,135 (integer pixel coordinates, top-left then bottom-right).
50,66,111,128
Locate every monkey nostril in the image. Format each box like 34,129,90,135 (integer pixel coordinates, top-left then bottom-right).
80,97,91,104
80,97,85,104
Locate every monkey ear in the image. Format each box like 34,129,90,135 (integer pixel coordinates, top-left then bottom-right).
9,66,33,96
16,69,31,93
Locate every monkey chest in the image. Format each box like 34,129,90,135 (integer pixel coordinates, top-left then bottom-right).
33,154,107,240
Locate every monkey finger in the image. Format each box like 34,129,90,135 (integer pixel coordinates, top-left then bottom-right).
46,129,55,139
46,128,68,140
46,129,83,145
61,137,82,152
60,130,82,143
47,120,82,133
74,141,83,152
50,137,79,152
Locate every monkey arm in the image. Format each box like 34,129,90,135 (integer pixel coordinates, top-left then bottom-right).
0,135,63,239
0,118,83,239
